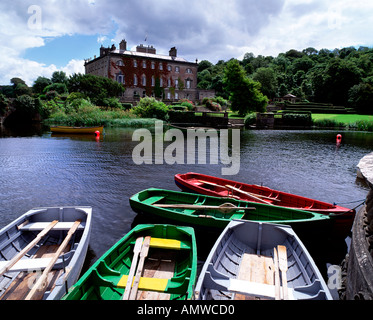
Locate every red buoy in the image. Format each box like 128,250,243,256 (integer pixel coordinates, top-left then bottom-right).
94,130,100,137
336,134,342,144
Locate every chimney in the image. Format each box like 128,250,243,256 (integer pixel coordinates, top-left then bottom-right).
169,47,177,57
119,39,127,51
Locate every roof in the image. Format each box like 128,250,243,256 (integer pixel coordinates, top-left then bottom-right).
114,49,191,63
283,94,297,98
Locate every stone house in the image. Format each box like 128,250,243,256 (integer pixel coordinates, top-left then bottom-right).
85,39,214,104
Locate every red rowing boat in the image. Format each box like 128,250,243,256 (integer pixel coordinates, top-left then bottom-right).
174,172,355,236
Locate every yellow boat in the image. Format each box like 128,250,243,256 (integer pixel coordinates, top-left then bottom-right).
50,125,104,134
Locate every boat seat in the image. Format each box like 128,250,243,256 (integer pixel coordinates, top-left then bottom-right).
117,275,169,292
116,273,188,294
142,196,165,205
0,253,73,273
149,238,191,250
18,221,85,231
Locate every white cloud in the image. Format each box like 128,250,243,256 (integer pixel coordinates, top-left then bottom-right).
0,0,372,85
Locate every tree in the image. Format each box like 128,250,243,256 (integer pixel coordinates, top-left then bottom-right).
51,71,68,84
348,82,373,114
323,59,362,106
197,60,213,73
253,67,277,99
67,73,124,106
43,83,68,95
33,76,52,94
223,59,268,116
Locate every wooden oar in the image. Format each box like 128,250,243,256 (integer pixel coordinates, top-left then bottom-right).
273,247,281,300
277,245,288,300
198,180,280,202
226,185,275,205
129,236,151,300
122,237,143,300
197,180,228,189
154,203,256,214
25,220,81,300
0,220,58,278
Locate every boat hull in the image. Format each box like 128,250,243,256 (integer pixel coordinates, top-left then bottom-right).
195,220,333,300
0,206,92,300
129,188,331,237
50,126,104,134
175,172,355,237
62,224,197,300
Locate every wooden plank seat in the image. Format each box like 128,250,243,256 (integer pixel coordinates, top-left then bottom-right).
18,221,85,231
0,258,53,272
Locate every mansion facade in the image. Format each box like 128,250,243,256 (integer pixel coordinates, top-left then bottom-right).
85,39,214,103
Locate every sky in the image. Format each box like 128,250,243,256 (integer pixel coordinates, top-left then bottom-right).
1,0,373,86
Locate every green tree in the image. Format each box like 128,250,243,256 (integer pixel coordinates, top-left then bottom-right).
67,73,124,106
253,67,277,99
223,59,268,116
323,59,362,106
0,93,8,115
33,76,52,94
348,82,373,114
43,83,68,95
51,71,68,84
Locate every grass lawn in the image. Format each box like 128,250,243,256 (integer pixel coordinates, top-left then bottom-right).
312,113,373,124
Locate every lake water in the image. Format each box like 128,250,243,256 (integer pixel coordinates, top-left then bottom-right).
0,125,372,295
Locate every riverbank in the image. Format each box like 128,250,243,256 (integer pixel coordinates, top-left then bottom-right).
312,113,373,131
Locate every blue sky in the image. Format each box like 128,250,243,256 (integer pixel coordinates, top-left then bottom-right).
1,0,373,86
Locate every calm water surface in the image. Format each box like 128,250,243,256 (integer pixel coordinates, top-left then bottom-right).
0,126,372,286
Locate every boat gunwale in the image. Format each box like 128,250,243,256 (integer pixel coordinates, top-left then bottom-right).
62,224,197,300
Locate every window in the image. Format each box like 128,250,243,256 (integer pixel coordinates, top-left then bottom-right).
143,60,146,68
159,63,163,71
167,79,171,87
175,66,180,73
159,78,163,87
175,92,179,100
116,60,124,67
134,74,138,86
167,65,172,71
116,73,124,84
175,79,179,89
167,92,171,99
151,62,155,69
151,76,155,87
134,60,137,67
186,68,192,74
142,75,146,86
186,79,191,89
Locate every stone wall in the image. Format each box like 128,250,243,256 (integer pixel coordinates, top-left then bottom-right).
341,152,373,299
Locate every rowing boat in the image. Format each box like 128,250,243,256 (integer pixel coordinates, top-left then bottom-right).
175,172,355,235
62,224,197,300
129,189,331,234
50,125,104,134
194,219,333,300
0,206,92,300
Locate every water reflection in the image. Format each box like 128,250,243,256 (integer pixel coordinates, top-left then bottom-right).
0,127,371,290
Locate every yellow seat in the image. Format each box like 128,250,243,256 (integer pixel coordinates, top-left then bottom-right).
117,275,169,292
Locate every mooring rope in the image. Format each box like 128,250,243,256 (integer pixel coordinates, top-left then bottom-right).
334,199,366,206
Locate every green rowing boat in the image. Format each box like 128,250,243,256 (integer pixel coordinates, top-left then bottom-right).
62,224,197,300
129,189,332,234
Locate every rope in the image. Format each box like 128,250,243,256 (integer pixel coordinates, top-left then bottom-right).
333,199,366,206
